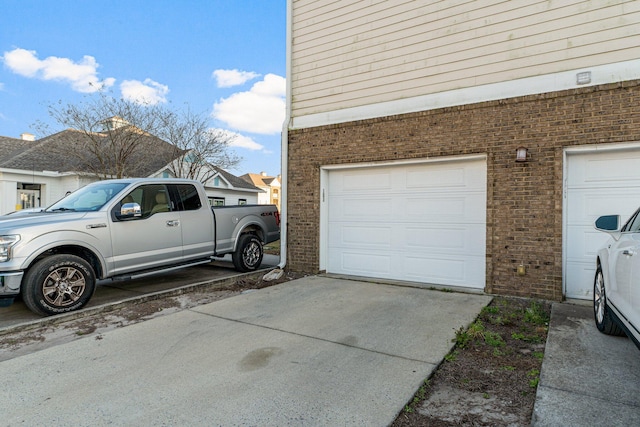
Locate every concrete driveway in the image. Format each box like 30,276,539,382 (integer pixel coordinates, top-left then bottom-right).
533,303,640,426
0,276,491,426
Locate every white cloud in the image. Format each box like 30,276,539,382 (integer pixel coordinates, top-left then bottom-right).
212,73,285,135
216,128,264,151
120,79,169,105
2,48,115,93
212,69,259,88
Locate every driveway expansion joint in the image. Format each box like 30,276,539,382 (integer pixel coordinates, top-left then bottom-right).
189,307,438,365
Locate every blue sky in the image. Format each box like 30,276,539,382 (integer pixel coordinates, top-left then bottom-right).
0,1,286,177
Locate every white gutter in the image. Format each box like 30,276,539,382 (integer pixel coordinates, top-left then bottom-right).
277,0,293,270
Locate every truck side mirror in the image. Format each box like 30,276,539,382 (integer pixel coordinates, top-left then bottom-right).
118,202,142,220
594,215,620,232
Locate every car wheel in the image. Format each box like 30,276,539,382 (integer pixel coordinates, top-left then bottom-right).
593,265,625,336
22,255,96,316
232,234,264,272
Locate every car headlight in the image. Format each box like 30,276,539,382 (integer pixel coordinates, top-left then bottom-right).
0,235,20,262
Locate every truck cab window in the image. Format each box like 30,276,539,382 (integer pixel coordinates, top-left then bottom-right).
174,184,202,211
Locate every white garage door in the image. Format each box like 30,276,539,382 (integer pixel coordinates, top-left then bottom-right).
565,147,640,299
325,158,486,289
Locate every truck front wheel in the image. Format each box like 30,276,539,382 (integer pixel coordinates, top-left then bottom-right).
22,255,96,316
232,234,263,272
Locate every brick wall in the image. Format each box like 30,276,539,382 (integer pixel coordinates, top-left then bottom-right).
287,80,640,300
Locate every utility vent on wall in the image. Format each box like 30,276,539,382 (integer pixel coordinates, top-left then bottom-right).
576,71,591,85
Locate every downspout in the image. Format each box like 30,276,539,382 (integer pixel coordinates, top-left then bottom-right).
277,0,293,270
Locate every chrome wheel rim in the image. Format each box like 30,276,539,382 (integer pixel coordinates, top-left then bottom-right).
243,242,261,266
42,266,86,307
594,270,605,324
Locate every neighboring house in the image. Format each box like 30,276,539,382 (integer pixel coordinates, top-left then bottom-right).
0,128,260,214
203,166,264,206
240,172,281,210
285,0,640,301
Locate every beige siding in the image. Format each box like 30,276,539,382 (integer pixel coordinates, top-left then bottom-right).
291,0,640,117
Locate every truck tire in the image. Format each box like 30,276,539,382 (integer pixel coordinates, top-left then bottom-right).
22,255,96,316
232,234,263,272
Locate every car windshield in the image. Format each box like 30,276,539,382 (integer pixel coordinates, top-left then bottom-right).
46,182,129,212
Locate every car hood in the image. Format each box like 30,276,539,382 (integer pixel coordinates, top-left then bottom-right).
0,211,92,233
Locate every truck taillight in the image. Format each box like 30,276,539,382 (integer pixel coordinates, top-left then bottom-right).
275,211,280,227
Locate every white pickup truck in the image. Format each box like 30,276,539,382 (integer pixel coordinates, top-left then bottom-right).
0,178,280,316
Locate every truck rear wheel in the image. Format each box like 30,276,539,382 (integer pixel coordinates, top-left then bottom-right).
232,234,263,272
22,255,96,316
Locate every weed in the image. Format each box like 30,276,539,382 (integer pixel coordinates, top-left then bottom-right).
467,320,486,340
445,350,458,362
485,331,505,347
488,315,509,326
533,351,544,360
511,332,541,342
453,326,471,349
404,380,429,413
528,368,540,388
524,301,550,326
502,365,516,371
481,306,500,315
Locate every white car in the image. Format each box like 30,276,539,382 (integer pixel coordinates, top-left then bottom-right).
594,210,640,350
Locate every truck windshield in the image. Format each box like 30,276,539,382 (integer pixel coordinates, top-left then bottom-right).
46,182,129,212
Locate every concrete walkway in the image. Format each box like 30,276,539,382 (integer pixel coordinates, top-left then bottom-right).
0,276,491,426
533,303,640,426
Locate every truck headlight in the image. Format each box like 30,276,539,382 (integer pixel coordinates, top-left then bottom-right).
0,235,20,262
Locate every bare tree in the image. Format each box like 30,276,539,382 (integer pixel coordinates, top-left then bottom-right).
41,92,240,182
155,108,241,182
43,92,173,179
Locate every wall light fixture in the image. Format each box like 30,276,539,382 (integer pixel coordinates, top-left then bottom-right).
516,146,528,162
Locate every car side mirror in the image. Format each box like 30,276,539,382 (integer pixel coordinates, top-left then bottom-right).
594,215,620,232
118,202,142,220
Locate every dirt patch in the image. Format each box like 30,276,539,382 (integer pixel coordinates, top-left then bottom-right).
392,296,551,427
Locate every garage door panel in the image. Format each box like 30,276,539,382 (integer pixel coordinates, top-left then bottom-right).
330,225,393,248
565,262,599,299
405,255,485,288
330,197,394,219
406,162,486,190
405,225,485,254
331,251,392,276
405,257,466,281
326,158,486,289
406,167,466,189
568,152,640,186
567,190,640,224
406,196,467,219
565,227,611,261
335,171,392,192
405,226,466,251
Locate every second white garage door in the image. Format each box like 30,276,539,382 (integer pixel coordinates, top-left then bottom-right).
324,157,486,289
565,146,640,299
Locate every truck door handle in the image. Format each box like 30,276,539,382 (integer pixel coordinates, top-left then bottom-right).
166,220,180,227
623,249,636,256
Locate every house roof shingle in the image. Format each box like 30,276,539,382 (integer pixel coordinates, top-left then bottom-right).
0,128,182,177
0,129,255,193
